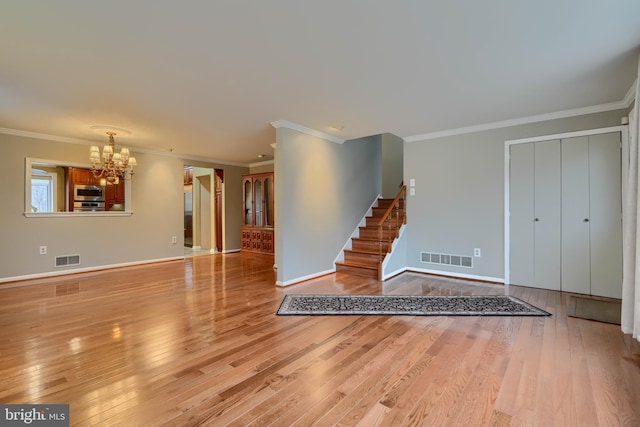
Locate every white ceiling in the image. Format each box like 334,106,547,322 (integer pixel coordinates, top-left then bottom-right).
1,1,639,165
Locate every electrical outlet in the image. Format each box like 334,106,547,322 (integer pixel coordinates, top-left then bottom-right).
474,248,481,257
409,188,415,196
409,178,415,187
172,236,177,244
39,246,47,255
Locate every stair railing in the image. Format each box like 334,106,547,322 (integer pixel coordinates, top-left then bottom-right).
376,185,407,264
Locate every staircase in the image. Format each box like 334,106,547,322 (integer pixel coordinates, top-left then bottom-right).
336,187,406,280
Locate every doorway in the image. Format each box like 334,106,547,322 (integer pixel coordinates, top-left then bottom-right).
184,166,224,256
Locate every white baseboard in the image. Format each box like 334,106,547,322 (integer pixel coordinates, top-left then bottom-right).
0,256,185,285
276,268,336,287
406,267,505,284
382,267,408,281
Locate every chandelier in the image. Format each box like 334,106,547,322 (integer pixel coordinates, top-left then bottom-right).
89,132,137,186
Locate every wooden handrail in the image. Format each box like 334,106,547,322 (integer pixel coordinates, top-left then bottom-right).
376,185,406,227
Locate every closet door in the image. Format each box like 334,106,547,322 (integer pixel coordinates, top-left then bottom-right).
510,143,535,287
509,140,561,290
561,136,591,294
533,140,561,290
589,133,622,298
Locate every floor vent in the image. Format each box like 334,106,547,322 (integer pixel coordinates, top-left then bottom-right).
55,255,81,267
420,252,472,268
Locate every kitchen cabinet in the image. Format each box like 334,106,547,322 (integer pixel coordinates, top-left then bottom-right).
65,167,101,211
241,172,274,254
65,167,124,211
68,167,99,186
184,168,193,185
105,181,125,211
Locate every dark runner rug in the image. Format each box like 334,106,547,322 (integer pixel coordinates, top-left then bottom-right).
277,295,551,316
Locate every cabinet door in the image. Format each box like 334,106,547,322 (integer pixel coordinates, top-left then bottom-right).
252,230,263,250
262,230,274,253
264,176,274,227
561,136,591,295
254,178,263,226
243,178,253,225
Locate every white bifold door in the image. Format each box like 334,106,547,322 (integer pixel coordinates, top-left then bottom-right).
509,132,622,298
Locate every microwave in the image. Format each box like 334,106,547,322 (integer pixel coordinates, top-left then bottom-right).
74,184,105,201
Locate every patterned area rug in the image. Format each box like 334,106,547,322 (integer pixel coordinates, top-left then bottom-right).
277,295,551,316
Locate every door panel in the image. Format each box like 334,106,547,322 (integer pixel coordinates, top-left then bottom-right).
589,133,622,298
561,136,591,294
534,140,561,290
510,143,535,287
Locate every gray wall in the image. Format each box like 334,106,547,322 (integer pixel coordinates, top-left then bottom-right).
0,132,248,281
381,133,404,198
275,128,381,285
404,109,628,280
1,133,184,280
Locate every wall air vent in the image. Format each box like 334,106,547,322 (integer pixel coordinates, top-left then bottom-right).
420,252,473,268
55,255,81,268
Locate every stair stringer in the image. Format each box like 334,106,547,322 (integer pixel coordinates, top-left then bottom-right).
380,222,408,280
334,194,381,264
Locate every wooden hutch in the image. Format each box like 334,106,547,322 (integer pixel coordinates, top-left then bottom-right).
241,172,274,254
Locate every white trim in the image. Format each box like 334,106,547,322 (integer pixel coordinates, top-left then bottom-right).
333,195,380,264
270,120,346,144
0,128,101,146
504,141,511,284
623,78,637,107
406,267,505,284
0,127,250,167
249,159,274,168
503,125,627,286
275,268,336,287
0,256,184,285
504,125,627,145
222,248,241,254
382,267,408,281
381,223,407,273
24,211,133,218
404,101,630,143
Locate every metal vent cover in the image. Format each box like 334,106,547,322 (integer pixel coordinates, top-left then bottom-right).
420,252,473,268
55,255,81,267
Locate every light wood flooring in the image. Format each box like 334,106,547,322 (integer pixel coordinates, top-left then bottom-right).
1,253,639,426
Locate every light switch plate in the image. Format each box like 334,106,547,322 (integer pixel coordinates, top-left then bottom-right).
409,188,415,196
409,178,415,187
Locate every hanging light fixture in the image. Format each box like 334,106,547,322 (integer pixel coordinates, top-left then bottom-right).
89,132,137,186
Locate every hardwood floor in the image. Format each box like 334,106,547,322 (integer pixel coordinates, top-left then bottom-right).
1,253,639,426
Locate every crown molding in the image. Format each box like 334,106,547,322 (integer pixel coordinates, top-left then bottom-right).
623,77,637,106
270,120,345,144
0,127,99,146
0,127,251,167
249,159,274,168
403,99,631,143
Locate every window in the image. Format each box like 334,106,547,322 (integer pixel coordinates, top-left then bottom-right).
31,171,56,213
